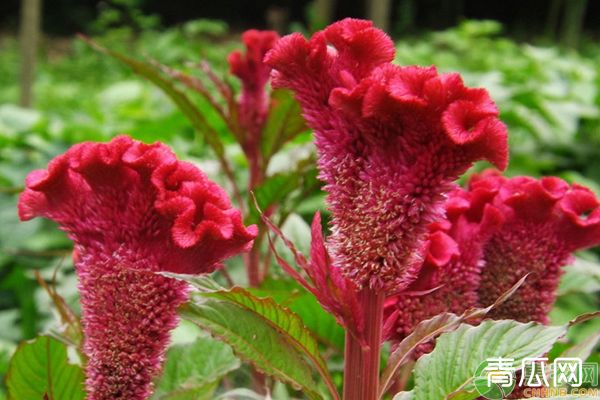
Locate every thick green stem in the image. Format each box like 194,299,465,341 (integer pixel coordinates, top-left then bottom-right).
343,288,384,400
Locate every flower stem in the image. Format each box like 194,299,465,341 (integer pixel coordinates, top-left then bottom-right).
247,237,262,287
343,288,384,400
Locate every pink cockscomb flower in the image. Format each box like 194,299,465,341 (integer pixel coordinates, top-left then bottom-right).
228,29,279,186
383,184,504,342
385,171,600,345
265,19,508,291
18,136,257,400
471,171,600,323
228,29,279,135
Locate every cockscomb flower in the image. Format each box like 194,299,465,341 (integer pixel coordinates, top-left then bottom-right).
383,185,504,342
385,171,600,344
472,171,600,323
18,136,257,400
265,18,508,291
228,29,279,186
228,29,279,136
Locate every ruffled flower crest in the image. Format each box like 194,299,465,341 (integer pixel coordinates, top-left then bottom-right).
385,170,600,346
472,171,600,323
18,136,257,400
266,18,508,292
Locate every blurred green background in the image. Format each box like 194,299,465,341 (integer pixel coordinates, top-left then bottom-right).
1,1,599,398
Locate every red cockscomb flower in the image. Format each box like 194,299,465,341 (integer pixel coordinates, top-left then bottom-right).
383,183,504,343
386,170,600,346
472,171,600,323
228,30,279,186
228,29,279,136
18,136,257,400
265,18,508,292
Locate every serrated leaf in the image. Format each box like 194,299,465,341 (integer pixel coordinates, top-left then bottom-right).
172,275,338,399
153,336,240,400
411,320,566,400
6,336,85,400
251,278,345,350
180,300,323,400
380,274,529,396
261,89,308,162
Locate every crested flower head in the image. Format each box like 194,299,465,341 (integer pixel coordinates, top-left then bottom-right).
228,29,280,136
383,186,504,342
18,135,257,400
471,171,600,323
266,19,508,291
385,171,600,344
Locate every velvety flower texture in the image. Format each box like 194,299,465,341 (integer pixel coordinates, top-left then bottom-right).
18,136,257,400
228,30,279,151
473,171,600,323
385,170,600,344
265,19,508,292
383,183,504,342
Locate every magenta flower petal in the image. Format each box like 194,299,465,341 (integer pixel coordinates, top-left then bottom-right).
18,135,257,400
266,18,508,292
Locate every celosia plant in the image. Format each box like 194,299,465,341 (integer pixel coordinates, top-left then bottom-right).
18,136,257,400
474,171,600,322
385,170,600,345
265,18,508,399
266,18,508,293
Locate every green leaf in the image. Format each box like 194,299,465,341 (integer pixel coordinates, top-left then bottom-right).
559,331,600,362
410,320,566,400
261,89,308,162
173,275,337,399
180,300,323,400
252,278,345,350
152,335,240,400
6,336,85,400
247,158,317,225
380,274,530,396
201,287,329,374
558,256,600,295
248,173,302,225
392,392,414,400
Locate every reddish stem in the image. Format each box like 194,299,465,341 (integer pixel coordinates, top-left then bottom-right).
343,288,384,400
246,159,265,288
247,237,263,287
